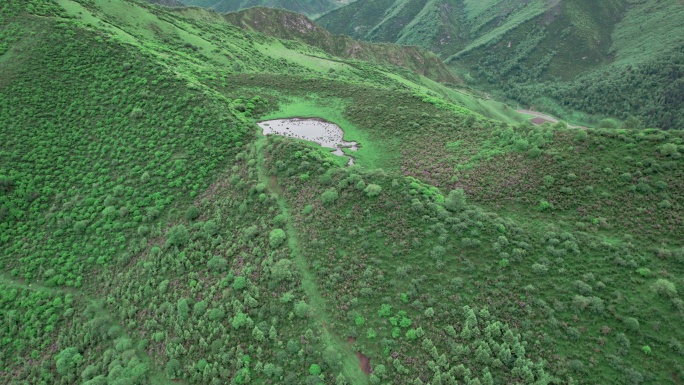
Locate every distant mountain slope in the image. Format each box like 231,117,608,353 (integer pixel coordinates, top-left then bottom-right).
223,6,459,83
179,0,354,17
318,0,684,129
146,0,185,6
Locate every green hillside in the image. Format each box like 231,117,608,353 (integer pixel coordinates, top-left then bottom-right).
318,0,684,129
179,0,354,17
1,0,683,385
223,6,459,84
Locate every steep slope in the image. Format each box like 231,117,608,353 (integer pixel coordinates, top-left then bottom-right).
318,0,684,129
1,0,683,384
146,0,185,6
223,6,459,83
179,0,353,17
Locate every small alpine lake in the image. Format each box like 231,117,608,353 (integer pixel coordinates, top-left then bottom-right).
258,118,358,165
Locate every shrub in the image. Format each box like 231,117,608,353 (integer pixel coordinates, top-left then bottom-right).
659,143,680,157
269,228,286,248
364,184,382,197
185,206,199,221
574,280,593,295
321,188,338,204
242,225,259,239
445,189,466,212
233,276,247,290
624,317,639,332
378,304,392,317
309,364,321,376
294,300,309,318
55,347,82,375
165,359,181,378
531,263,548,275
575,130,588,141
271,258,294,283
538,200,552,211
527,146,542,158
652,279,677,297
203,220,217,237
74,220,88,234
207,256,227,272
209,308,225,321
0,175,14,193
166,225,190,247
513,138,529,152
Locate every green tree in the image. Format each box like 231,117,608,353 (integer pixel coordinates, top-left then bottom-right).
622,115,642,129
185,205,200,220
445,189,466,212
269,228,286,248
271,258,294,283
165,359,180,378
652,279,677,297
166,224,190,247
294,300,309,318
364,184,382,197
193,300,207,316
55,347,82,375
309,364,321,375
378,304,392,317
207,255,228,272
177,298,190,323
252,326,265,342
321,188,339,204
233,276,247,290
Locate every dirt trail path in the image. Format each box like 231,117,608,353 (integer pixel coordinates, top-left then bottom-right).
255,135,368,384
0,272,83,297
517,109,581,128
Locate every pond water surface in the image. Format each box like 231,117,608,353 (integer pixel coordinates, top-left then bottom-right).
258,118,358,165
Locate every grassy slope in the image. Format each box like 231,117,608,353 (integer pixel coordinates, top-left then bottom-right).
1,0,684,384
219,6,526,124
222,6,460,84
179,0,346,17
319,0,684,129
226,72,684,383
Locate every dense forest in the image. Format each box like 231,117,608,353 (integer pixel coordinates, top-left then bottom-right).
1,0,683,384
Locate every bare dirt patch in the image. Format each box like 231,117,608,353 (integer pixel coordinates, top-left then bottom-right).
531,117,552,125
356,351,371,374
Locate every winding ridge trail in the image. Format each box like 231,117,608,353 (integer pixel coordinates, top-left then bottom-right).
255,135,368,384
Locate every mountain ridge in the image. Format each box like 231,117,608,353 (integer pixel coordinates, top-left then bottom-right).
318,0,684,129
178,0,354,17
222,6,459,83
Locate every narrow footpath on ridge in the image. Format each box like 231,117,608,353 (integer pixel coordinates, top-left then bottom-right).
254,135,368,384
